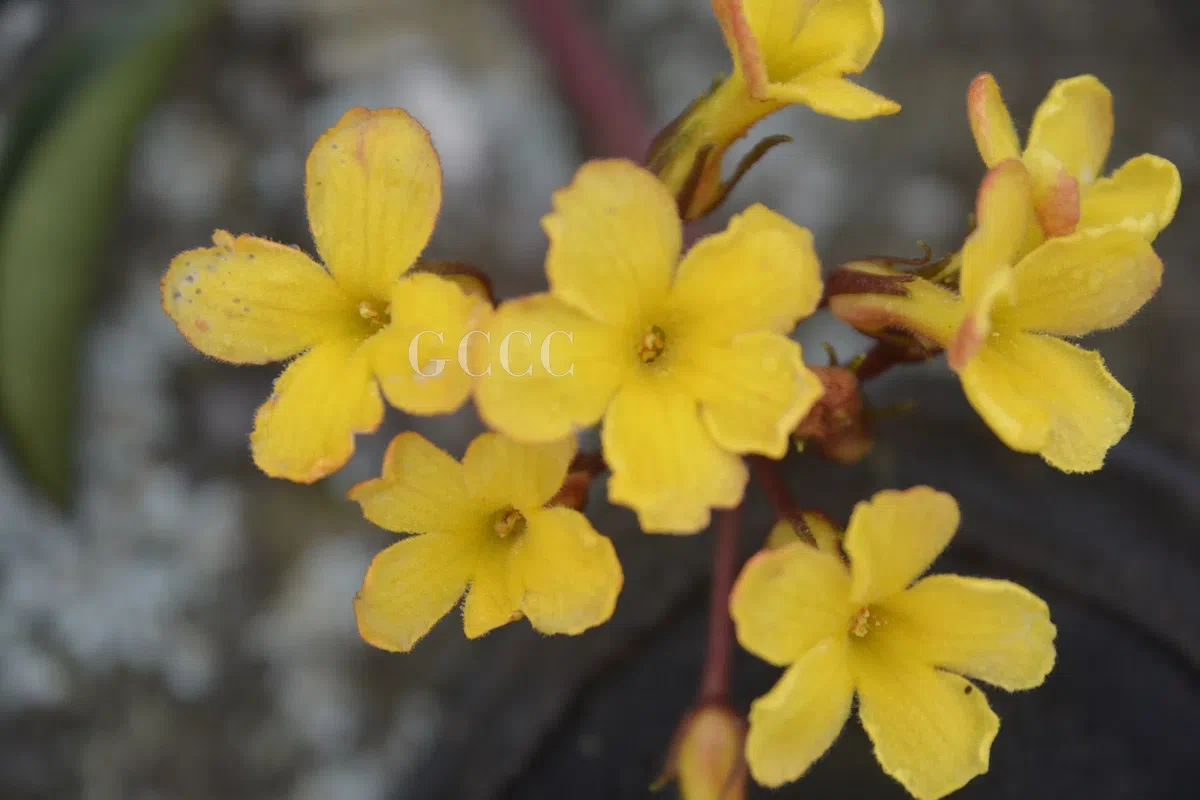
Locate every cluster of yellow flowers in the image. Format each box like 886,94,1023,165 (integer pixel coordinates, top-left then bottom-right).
161,1,1178,798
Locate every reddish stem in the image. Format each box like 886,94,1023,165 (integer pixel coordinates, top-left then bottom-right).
699,506,741,705
515,0,649,161
568,450,607,477
750,456,816,547
853,339,937,382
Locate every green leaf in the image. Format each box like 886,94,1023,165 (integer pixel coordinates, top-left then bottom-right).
0,0,217,504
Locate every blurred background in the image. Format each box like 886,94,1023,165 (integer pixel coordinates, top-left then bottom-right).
1,1,1198,798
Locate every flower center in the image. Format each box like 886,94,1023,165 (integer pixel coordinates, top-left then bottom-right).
358,299,388,330
637,325,667,364
491,507,526,539
850,606,873,638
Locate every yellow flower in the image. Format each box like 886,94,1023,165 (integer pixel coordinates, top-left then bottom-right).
731,487,1056,799
968,72,1180,244
650,0,899,219
472,159,825,534
656,705,747,800
162,108,490,483
831,160,1163,472
350,431,622,650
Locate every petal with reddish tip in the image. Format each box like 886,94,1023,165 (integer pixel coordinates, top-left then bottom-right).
968,73,1021,167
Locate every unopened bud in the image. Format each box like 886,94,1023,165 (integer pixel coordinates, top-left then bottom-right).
654,705,747,800
793,367,873,465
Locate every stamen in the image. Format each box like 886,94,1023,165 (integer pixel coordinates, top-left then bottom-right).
493,507,526,538
637,325,667,364
850,607,872,638
358,300,385,326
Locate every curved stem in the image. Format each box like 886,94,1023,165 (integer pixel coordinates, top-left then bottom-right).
750,455,816,547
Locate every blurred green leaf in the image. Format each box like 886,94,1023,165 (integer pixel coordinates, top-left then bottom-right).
0,0,217,504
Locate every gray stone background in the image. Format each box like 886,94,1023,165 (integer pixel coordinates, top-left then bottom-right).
0,1,1196,798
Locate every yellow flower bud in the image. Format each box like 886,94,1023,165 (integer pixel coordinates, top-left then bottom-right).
656,705,747,800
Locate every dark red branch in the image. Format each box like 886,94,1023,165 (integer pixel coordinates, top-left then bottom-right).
698,506,741,705
515,0,649,161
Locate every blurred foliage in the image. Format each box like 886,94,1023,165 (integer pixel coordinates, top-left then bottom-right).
0,0,217,504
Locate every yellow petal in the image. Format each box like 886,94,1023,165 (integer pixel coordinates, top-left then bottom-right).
355,532,471,652
162,231,358,363
885,574,1057,691
472,293,629,442
677,332,822,457
512,506,623,635
775,0,886,78
843,487,960,606
713,0,770,97
305,107,442,302
967,73,1020,167
1000,226,1162,336
745,638,854,788
667,204,823,339
739,0,820,80
1027,75,1113,186
543,160,681,329
960,159,1033,308
603,379,747,534
461,432,576,511
730,543,851,666
853,649,999,800
1023,146,1080,238
368,272,490,415
767,77,899,120
959,332,1132,472
348,432,477,535
462,535,521,639
1079,154,1182,241
250,338,383,483
828,264,964,348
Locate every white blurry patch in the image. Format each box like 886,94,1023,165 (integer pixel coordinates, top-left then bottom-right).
163,627,219,701
380,688,443,779
131,103,243,223
247,536,374,660
0,643,70,710
291,759,389,800
0,1,45,76
477,71,575,265
0,265,246,707
249,145,306,212
274,663,364,757
289,688,443,800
